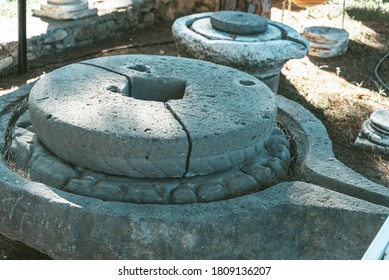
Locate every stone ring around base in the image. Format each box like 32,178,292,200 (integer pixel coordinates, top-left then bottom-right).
28,55,276,178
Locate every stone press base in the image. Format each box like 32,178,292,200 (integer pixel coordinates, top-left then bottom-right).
1,85,389,260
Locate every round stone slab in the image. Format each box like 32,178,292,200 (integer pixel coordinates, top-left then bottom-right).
28,55,276,178
191,18,281,42
370,109,389,132
210,11,268,35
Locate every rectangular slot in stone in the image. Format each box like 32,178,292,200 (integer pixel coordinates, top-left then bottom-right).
131,76,187,102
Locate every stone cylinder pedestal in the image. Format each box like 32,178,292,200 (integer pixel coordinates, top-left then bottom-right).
32,0,97,20
303,26,349,58
355,109,389,155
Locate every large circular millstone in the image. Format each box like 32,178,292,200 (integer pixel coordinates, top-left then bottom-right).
28,55,276,178
210,11,268,35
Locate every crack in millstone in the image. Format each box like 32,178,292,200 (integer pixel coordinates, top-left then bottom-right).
79,62,133,97
164,102,192,177
78,62,192,177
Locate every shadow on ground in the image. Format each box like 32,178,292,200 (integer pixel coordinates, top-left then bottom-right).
0,234,51,260
278,73,389,187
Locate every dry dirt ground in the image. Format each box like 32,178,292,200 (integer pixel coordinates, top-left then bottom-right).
0,0,388,259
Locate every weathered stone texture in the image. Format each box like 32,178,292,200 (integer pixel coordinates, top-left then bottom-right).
11,117,291,204
0,172,387,259
172,12,309,92
355,109,389,155
215,0,272,19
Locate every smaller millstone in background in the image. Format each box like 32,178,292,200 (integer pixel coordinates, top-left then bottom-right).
355,109,389,155
303,26,349,58
173,12,309,93
210,11,268,35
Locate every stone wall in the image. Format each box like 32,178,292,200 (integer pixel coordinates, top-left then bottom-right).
215,0,272,18
0,0,215,76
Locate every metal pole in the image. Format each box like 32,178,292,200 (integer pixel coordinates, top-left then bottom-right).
342,0,345,29
18,0,27,75
362,215,389,260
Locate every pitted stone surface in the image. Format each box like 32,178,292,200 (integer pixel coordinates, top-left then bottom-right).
172,12,309,92
355,109,389,155
28,55,276,178
210,11,268,35
11,112,291,204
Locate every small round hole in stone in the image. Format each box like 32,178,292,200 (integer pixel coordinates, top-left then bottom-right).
127,64,151,73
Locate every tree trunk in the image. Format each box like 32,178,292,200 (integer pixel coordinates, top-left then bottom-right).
215,0,272,19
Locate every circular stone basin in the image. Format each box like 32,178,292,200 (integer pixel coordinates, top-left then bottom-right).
210,11,268,35
172,12,309,92
28,55,276,179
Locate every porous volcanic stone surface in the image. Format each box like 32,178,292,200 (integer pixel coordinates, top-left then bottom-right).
11,112,291,204
28,55,276,178
277,95,389,207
